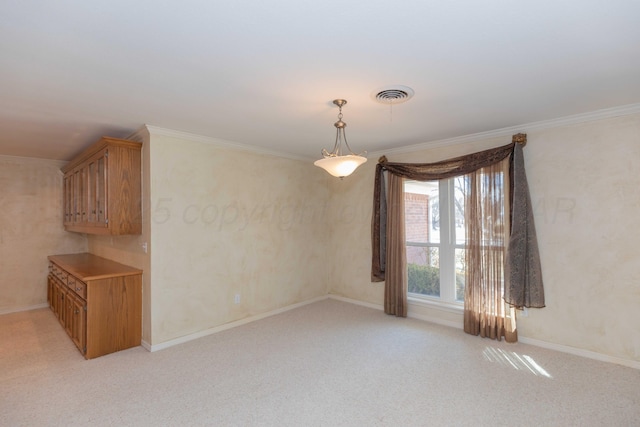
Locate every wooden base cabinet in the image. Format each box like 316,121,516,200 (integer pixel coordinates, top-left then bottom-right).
48,253,142,359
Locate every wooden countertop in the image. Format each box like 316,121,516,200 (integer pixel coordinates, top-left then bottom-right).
48,253,142,281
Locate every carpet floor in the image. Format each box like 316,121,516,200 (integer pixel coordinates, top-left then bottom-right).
1,299,639,426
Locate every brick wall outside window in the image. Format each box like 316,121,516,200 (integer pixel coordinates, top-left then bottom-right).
405,193,429,242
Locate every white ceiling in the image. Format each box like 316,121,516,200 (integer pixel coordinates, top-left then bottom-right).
2,1,640,162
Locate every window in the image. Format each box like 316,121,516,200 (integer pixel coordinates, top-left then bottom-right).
405,178,466,304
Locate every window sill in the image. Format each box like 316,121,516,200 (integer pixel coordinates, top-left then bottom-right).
407,295,464,315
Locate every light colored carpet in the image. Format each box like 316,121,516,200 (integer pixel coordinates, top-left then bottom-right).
1,299,639,426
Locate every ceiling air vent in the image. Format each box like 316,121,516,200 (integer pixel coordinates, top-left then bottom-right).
372,85,415,104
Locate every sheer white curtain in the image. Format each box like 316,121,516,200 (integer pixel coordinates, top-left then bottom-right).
463,158,517,342
372,138,543,334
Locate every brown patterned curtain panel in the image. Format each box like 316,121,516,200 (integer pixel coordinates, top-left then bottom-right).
371,139,545,321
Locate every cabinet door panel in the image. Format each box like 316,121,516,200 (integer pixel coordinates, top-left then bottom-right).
63,174,72,225
61,137,140,235
67,292,86,353
80,166,88,224
49,275,57,313
64,291,74,337
72,169,83,224
89,149,107,227
74,296,86,354
47,274,53,307
87,160,96,223
97,152,107,225
54,279,66,327
85,149,107,228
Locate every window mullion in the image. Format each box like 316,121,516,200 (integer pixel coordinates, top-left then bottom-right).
439,179,455,303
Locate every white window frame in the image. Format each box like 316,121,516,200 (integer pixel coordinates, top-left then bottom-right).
405,178,464,308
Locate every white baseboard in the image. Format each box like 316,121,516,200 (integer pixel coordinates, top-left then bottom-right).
147,295,329,352
328,294,383,311
329,294,463,330
329,294,639,369
131,295,640,370
0,303,48,316
518,336,640,370
406,310,463,330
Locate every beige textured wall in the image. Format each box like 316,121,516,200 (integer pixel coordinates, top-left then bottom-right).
520,114,640,361
149,132,330,344
6,112,637,363
0,155,86,313
327,159,383,305
328,114,640,363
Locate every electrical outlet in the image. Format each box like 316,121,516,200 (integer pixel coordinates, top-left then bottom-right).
234,294,241,304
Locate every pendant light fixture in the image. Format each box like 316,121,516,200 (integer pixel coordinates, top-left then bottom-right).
314,99,367,178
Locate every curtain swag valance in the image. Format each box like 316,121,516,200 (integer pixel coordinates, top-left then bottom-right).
371,138,545,309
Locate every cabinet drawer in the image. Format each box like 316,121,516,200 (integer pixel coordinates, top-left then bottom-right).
50,262,68,283
58,269,69,283
48,253,143,359
67,275,87,300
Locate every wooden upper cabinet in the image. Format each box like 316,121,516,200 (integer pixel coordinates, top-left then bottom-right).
62,137,142,235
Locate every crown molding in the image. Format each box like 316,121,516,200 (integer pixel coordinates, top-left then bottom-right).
126,125,150,142
127,103,640,162
140,125,309,162
0,154,67,167
372,102,640,157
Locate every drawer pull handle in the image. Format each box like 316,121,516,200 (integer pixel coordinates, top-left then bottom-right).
76,287,82,292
